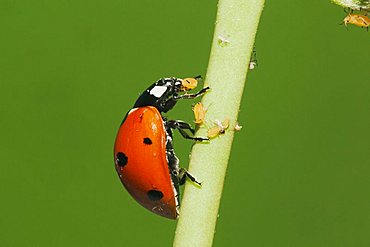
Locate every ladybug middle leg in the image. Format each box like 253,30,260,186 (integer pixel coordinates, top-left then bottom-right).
166,120,209,142
166,150,202,187
165,119,205,187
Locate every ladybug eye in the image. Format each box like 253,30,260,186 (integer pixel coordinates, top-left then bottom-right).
172,170,179,176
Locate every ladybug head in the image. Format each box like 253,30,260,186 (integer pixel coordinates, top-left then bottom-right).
133,76,206,113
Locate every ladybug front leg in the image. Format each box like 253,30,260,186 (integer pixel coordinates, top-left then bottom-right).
161,98,178,113
178,168,202,186
173,87,210,100
166,120,208,141
161,87,210,113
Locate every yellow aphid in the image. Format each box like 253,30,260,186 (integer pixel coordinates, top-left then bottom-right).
221,119,230,130
181,78,198,91
342,13,370,30
207,119,230,138
192,102,206,125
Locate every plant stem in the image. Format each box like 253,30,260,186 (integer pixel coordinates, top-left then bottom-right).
331,0,370,11
173,0,264,246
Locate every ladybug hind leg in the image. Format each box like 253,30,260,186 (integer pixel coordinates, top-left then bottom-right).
167,150,202,187
178,168,202,186
167,149,181,194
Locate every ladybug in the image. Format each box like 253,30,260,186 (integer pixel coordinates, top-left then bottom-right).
114,77,209,219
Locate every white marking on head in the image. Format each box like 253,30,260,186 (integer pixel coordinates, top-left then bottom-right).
149,86,167,98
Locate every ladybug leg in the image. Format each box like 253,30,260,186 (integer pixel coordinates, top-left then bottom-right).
178,168,202,186
173,87,210,100
167,120,209,141
168,120,195,134
161,87,210,113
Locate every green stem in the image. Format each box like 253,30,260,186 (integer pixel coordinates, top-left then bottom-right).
331,0,370,11
173,0,264,246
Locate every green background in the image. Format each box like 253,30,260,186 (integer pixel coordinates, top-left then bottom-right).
1,0,369,246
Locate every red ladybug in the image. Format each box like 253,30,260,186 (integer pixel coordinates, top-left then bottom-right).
114,77,209,219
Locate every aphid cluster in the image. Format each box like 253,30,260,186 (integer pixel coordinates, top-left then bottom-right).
192,102,241,138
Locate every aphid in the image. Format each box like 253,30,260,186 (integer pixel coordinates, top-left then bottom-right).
234,122,243,131
218,35,230,47
207,119,230,138
192,102,207,125
249,47,258,70
249,61,257,70
341,9,370,30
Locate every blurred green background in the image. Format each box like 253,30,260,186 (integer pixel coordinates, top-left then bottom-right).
1,0,369,246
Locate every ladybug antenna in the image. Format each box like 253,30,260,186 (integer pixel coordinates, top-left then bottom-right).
194,75,204,84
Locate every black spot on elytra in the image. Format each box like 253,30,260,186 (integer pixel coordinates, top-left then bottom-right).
116,152,128,167
143,137,152,145
147,190,163,201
